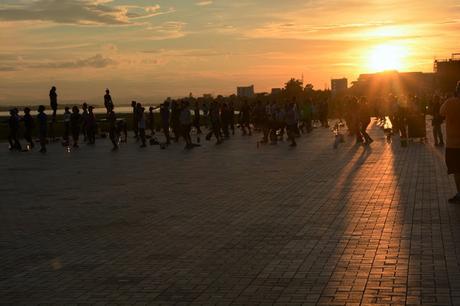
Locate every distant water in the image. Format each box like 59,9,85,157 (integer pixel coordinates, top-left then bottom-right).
0,106,157,117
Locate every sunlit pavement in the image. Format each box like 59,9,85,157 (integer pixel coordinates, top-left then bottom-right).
1,121,458,305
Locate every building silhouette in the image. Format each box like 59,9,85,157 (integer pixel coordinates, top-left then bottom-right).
434,53,460,93
237,85,255,98
331,78,348,97
350,71,435,97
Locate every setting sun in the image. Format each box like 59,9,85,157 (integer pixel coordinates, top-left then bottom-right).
367,44,409,72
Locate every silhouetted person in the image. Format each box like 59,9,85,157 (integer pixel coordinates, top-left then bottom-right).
276,104,286,141
23,107,34,150
37,105,47,153
81,102,89,143
285,102,298,147
70,106,81,148
137,103,146,148
193,101,202,135
160,102,171,145
170,101,181,142
268,101,278,144
202,101,209,129
148,106,155,136
240,100,252,136
346,97,362,144
8,109,21,151
107,105,119,151
62,106,71,146
259,101,270,143
49,86,58,140
87,106,97,144
302,98,313,133
180,101,193,148
319,99,329,128
131,101,139,139
396,98,408,147
440,81,460,203
359,97,373,145
229,100,235,135
104,89,113,114
206,101,222,145
220,103,231,139
431,95,444,146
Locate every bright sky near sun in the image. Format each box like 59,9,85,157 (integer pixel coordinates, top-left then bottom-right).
1,0,460,105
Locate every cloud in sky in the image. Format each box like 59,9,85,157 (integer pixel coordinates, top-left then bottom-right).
0,0,174,25
29,54,117,69
195,1,213,6
0,0,129,25
0,54,116,72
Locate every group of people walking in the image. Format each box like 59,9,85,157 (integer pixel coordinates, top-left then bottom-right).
6,87,330,153
4,83,460,205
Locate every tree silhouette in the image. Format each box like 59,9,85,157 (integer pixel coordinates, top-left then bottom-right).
284,78,303,100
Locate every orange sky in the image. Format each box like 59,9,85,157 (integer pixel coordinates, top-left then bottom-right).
1,0,459,105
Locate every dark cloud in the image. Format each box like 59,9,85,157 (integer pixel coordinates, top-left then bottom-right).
28,54,117,69
0,65,17,71
0,0,129,25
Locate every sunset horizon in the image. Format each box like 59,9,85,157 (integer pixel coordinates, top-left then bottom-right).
1,0,460,105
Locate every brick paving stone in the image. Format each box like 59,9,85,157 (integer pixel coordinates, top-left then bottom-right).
0,120,459,305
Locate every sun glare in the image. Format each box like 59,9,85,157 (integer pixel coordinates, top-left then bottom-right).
367,44,409,72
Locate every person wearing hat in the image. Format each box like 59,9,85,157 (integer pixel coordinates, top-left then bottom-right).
440,81,460,203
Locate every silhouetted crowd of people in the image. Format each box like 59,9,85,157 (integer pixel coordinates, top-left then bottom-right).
6,87,333,153
4,82,460,204
6,85,449,153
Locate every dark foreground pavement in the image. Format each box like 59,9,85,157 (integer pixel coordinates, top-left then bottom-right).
1,122,459,305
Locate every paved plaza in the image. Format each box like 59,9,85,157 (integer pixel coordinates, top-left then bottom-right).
1,121,459,305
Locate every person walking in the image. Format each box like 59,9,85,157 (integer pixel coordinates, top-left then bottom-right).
148,106,155,137
49,86,58,141
206,101,222,144
37,105,48,153
359,97,374,145
104,89,113,114
8,109,22,151
87,106,97,145
23,107,34,150
431,95,445,146
131,101,139,140
193,101,202,135
180,101,193,148
240,100,252,136
285,102,298,147
62,106,71,146
302,97,313,133
220,103,231,139
440,81,460,203
160,101,171,145
170,101,181,142
137,104,147,148
229,100,235,135
107,105,119,151
70,106,82,148
81,102,89,143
